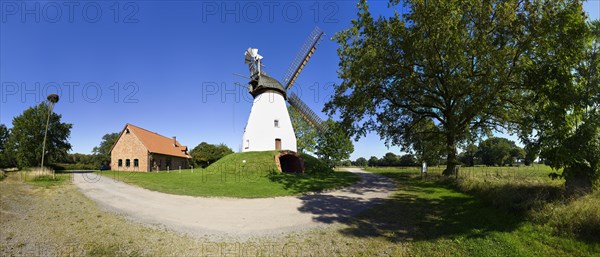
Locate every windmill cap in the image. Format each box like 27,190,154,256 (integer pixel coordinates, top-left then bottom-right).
249,73,287,99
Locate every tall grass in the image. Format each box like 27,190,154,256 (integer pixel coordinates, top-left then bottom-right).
23,167,69,187
533,190,600,241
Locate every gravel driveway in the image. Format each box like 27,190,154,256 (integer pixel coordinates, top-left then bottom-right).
73,168,395,239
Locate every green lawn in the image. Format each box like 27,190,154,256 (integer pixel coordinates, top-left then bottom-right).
348,167,600,256
98,151,360,198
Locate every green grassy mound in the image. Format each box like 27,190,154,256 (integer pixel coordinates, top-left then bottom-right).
204,150,280,174
100,151,359,198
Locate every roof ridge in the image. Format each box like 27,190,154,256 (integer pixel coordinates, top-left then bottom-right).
127,123,174,141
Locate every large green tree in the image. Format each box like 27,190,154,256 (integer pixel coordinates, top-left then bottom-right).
6,103,72,168
314,119,354,168
92,132,119,166
519,19,599,194
325,0,577,176
190,142,234,168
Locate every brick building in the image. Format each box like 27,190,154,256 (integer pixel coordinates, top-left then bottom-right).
110,124,191,172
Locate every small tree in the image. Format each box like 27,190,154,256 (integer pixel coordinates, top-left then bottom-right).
355,157,368,167
92,132,119,166
0,124,11,167
6,103,72,168
477,137,520,166
314,120,354,168
190,142,233,168
368,156,379,167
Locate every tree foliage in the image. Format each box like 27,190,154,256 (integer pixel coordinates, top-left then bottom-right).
399,154,417,167
368,156,379,167
477,137,524,166
518,14,599,194
92,132,119,166
0,124,11,167
354,157,368,167
6,103,72,168
458,144,479,167
314,119,354,168
289,106,318,153
190,142,234,168
404,118,446,165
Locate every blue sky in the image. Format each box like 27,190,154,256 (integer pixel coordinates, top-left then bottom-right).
1,1,599,160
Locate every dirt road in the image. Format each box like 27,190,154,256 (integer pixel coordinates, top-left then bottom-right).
73,168,395,239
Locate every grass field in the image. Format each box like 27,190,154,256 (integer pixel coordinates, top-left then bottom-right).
2,165,599,256
98,151,360,198
358,166,600,255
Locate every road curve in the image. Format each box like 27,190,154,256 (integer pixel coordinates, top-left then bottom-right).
73,168,395,239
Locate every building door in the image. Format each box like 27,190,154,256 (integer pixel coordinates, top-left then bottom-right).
275,138,282,150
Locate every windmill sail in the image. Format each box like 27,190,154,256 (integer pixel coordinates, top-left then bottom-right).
282,27,324,90
288,93,326,133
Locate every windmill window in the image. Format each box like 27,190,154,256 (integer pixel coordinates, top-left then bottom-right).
274,119,279,128
245,139,250,149
134,159,139,167
126,159,131,167
118,159,123,167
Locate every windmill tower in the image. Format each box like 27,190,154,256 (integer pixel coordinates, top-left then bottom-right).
241,27,327,153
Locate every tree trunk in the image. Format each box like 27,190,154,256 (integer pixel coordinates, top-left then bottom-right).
443,133,459,176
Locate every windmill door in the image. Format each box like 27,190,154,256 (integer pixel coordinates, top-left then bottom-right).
275,139,282,150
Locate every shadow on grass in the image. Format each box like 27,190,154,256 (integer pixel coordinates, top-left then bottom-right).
267,171,360,194
296,171,526,242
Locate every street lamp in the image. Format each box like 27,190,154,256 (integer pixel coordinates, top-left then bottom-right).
41,94,59,178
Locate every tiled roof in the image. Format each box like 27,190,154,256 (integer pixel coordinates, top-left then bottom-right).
122,124,191,159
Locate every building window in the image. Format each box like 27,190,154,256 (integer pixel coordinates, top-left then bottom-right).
245,139,249,149
134,159,139,167
118,159,123,167
126,159,131,167
274,119,279,128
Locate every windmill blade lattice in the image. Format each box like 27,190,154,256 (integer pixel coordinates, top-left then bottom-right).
282,27,325,90
288,93,326,133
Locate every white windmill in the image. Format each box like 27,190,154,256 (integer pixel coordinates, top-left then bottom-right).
241,27,327,154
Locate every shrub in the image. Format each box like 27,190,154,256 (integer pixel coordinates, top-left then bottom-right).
301,153,333,173
52,163,97,171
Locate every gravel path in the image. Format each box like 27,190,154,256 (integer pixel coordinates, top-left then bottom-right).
73,168,395,239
